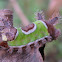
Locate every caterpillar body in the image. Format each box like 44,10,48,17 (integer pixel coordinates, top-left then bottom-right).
8,20,49,46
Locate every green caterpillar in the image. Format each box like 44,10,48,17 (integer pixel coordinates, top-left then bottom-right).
0,9,59,48
8,20,49,46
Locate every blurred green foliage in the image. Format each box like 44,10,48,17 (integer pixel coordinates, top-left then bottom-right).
0,0,62,62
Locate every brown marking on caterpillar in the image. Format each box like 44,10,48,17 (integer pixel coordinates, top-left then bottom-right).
21,23,34,32
21,23,36,34
5,27,17,41
0,41,9,48
0,10,17,49
0,27,17,42
45,20,60,40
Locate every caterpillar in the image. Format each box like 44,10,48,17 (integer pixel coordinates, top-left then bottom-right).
0,9,60,48
0,10,60,60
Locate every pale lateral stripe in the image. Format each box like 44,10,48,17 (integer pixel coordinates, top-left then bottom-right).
15,30,19,39
38,20,48,29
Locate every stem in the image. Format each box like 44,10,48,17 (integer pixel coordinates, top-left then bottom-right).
46,0,61,20
9,0,30,26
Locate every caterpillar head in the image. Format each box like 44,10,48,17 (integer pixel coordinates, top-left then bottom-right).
0,9,17,45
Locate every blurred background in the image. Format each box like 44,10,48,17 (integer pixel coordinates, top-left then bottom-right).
0,0,62,62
